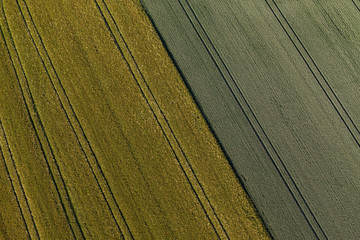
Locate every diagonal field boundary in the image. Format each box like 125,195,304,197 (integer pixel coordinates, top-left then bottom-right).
95,0,229,238
175,0,329,239
14,0,134,238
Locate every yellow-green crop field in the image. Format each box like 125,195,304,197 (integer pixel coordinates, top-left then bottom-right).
0,0,270,239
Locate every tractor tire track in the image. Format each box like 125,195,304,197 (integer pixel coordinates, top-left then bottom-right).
0,3,82,238
267,0,360,151
175,0,329,239
0,119,33,240
351,0,360,12
266,0,360,235
18,0,133,238
95,0,229,238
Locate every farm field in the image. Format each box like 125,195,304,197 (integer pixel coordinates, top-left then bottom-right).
0,0,270,239
141,0,360,239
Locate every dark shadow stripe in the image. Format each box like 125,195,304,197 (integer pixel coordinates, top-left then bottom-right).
139,5,274,238
176,0,327,238
94,0,225,238
100,0,229,237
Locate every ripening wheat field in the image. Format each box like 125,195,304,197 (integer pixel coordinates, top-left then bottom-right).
0,0,269,239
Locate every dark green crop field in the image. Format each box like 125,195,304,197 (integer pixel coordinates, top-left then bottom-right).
0,0,269,239
141,0,360,239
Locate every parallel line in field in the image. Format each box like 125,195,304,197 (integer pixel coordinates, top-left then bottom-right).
264,2,330,239
176,0,329,239
91,3,178,238
269,0,360,153
351,0,360,12
268,0,360,236
0,3,82,238
0,119,32,240
95,3,195,236
96,1,228,238
18,0,132,238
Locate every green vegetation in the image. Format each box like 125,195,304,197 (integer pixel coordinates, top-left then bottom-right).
0,0,270,239
141,0,360,238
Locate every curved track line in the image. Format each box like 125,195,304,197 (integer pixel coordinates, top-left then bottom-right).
0,119,32,239
0,4,82,238
95,0,229,238
17,0,135,238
